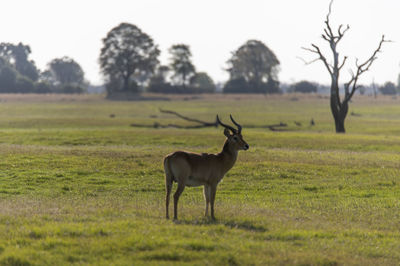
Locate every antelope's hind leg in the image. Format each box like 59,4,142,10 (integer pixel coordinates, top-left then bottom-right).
173,181,185,220
165,174,173,219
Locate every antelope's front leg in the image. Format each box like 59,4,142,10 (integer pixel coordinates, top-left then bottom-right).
203,185,210,217
210,185,217,220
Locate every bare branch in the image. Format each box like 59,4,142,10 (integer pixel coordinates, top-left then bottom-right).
345,35,388,102
340,25,350,36
323,0,337,41
310,44,333,75
324,1,349,45
324,24,334,40
296,56,320,65
337,24,344,36
301,46,319,54
327,0,333,20
355,58,359,67
338,56,348,70
348,69,355,78
356,35,386,71
159,108,218,127
344,83,350,96
322,34,330,42
337,24,350,43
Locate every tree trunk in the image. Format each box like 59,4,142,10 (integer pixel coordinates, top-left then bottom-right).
330,84,348,133
330,100,349,133
182,72,186,90
123,76,130,91
333,114,345,133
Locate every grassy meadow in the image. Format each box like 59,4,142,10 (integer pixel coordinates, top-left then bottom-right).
1,93,400,265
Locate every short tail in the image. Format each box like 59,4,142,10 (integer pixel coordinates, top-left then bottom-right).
164,156,173,184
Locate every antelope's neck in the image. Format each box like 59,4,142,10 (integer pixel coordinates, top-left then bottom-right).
218,140,238,174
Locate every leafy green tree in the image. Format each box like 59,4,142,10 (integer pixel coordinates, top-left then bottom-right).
190,72,215,93
0,57,37,93
226,40,280,93
49,57,85,86
169,44,195,89
39,70,57,85
0,64,17,93
153,65,170,84
0,42,39,81
99,23,160,93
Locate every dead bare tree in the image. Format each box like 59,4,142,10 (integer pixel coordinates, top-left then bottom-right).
303,0,387,133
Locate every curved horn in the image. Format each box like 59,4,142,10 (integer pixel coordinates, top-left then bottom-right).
230,115,242,134
216,115,236,133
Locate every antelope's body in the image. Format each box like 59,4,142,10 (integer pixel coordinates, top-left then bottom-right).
164,115,249,220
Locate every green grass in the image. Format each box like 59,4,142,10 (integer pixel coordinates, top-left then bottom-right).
1,94,400,265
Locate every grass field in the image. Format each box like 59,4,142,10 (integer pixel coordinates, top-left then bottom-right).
1,93,400,265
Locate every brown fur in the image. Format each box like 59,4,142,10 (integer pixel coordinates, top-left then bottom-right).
164,129,249,220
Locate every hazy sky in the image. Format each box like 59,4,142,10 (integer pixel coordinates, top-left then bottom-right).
2,0,400,86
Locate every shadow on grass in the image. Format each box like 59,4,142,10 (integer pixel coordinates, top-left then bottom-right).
142,252,185,262
174,217,268,232
0,256,32,266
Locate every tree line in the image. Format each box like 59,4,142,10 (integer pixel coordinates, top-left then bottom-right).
99,23,281,95
0,43,86,93
99,23,400,96
0,22,399,95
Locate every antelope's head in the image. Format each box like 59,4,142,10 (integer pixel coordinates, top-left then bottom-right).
217,115,249,151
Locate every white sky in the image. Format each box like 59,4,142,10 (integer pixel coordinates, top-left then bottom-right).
2,0,400,86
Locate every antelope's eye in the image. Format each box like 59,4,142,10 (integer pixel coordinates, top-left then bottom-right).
233,136,238,141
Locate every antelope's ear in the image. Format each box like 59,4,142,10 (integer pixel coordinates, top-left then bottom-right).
223,128,231,137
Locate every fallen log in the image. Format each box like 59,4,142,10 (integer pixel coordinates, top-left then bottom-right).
130,109,290,131
159,108,218,127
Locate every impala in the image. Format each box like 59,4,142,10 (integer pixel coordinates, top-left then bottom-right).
163,115,249,220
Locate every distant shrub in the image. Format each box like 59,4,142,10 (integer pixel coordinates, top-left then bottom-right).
147,81,175,93
223,77,281,94
15,76,35,93
105,78,138,94
379,82,397,95
264,78,281,94
60,84,85,94
223,77,248,93
289,81,318,93
35,82,52,93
